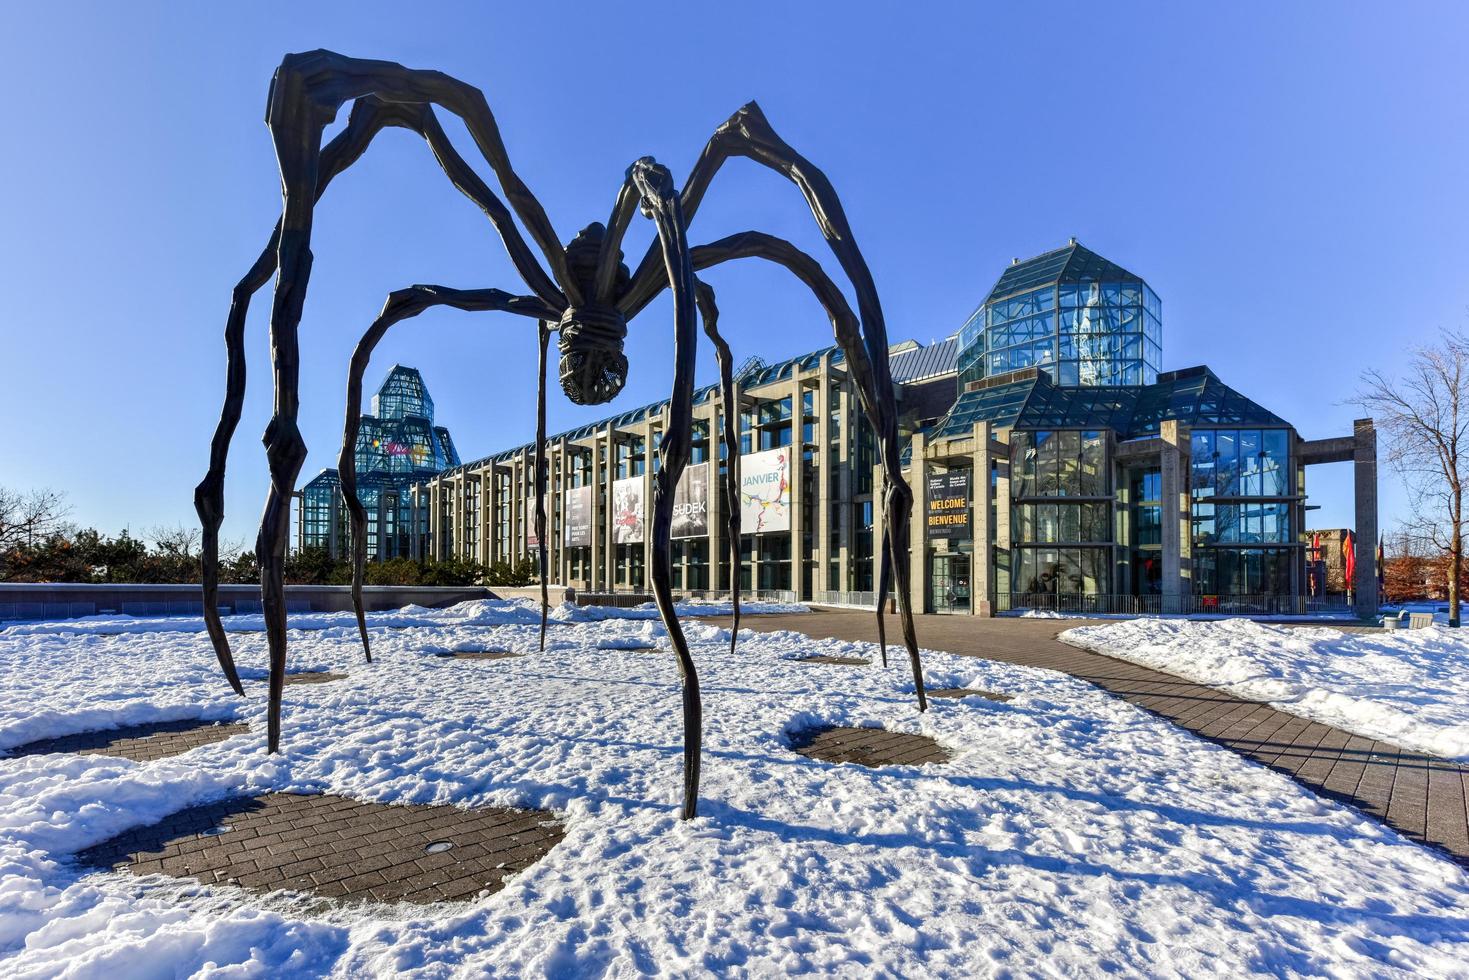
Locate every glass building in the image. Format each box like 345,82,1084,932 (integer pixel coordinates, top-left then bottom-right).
957,240,1161,389
396,242,1379,618
298,365,460,560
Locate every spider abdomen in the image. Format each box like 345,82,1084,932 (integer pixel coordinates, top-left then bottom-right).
558,304,628,405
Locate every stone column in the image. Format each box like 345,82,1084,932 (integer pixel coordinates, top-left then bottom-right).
641,420,655,593
871,461,888,611
1159,420,1189,610
789,372,805,599
815,361,832,600
836,381,852,590
1353,418,1379,619
428,479,442,560
908,432,929,614
971,422,994,616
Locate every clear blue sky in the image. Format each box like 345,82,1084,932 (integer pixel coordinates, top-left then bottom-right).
3,2,1464,546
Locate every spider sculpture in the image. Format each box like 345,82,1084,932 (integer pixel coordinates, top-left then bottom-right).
197,50,928,820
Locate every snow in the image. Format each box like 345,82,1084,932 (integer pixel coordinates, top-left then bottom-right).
0,597,807,637
1062,618,1469,761
0,602,1466,977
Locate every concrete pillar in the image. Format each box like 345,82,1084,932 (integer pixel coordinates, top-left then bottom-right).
815,362,832,600
1353,418,1379,618
641,420,655,592
908,432,929,614
1159,420,1189,610
601,429,615,591
842,383,857,591
789,372,805,599
971,422,994,616
870,461,884,607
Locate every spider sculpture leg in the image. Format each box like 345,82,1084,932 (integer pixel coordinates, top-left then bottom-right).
339,287,557,660
692,280,743,654
244,51,575,752
628,157,704,820
618,102,924,703
198,74,568,695
591,186,745,653
534,320,551,651
673,231,928,708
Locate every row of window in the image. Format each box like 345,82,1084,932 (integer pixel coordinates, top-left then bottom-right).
1191,428,1290,498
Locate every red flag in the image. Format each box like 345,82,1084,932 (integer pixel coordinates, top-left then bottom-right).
1344,530,1356,586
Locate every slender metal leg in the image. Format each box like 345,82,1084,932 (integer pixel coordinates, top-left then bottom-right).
340,287,555,658
693,280,742,654
198,85,563,698
534,320,551,650
615,103,922,698
632,230,930,710
629,157,703,820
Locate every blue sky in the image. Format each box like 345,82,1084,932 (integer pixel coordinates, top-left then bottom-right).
2,2,1465,545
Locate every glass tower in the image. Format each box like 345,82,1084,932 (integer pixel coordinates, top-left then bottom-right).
957,241,1161,389
299,365,459,560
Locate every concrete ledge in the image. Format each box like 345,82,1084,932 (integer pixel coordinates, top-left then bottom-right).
486,585,575,606
0,583,493,622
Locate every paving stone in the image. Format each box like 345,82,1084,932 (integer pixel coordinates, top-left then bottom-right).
791,725,949,768
79,792,565,905
716,610,1469,868
928,687,1013,702
6,719,249,762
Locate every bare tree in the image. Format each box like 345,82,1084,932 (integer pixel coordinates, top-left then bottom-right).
0,487,70,550
1357,330,1469,625
146,523,202,560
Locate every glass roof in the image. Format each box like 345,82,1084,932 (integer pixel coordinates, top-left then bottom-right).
985,241,1145,304
931,365,1289,441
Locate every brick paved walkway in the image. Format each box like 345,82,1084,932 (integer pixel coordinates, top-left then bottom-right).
723,610,1469,866
8,719,249,762
81,792,565,905
791,725,950,767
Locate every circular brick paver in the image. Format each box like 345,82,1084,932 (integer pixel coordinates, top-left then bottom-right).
795,655,871,666
6,719,249,762
79,792,565,905
790,725,949,767
928,687,1013,702
435,650,523,661
282,671,347,686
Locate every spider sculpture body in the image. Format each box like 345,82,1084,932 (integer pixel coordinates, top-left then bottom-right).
197,50,927,820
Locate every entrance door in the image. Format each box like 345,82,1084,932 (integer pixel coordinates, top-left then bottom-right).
930,554,972,614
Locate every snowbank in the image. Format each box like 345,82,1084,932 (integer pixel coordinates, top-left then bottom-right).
0,596,805,637
1062,618,1469,760
1,608,1467,976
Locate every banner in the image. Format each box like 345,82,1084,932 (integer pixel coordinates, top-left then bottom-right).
740,447,791,533
612,476,644,544
525,490,548,549
672,462,710,539
564,485,592,548
926,471,970,540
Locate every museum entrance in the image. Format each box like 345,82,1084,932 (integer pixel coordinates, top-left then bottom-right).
930,553,971,614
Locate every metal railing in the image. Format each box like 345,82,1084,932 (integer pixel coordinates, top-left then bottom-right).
810,590,878,610
996,592,1342,617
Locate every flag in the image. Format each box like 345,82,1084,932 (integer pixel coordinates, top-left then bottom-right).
1343,530,1356,588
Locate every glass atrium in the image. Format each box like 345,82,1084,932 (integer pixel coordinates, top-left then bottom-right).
300,365,460,560
957,241,1161,389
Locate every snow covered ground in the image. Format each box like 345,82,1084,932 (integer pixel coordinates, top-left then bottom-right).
1062,618,1469,761
0,600,1467,977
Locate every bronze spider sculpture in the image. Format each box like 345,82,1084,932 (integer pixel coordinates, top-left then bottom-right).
197,50,927,820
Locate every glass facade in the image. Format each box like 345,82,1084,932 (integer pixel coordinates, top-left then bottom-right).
1010,430,1111,596
300,365,459,560
957,243,1161,390
1189,427,1294,595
